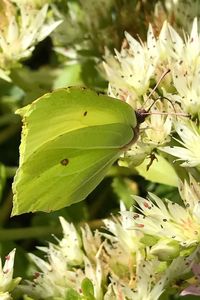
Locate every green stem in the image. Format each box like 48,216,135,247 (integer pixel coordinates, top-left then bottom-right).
0,219,103,241
5,166,17,178
0,226,62,241
10,68,31,91
0,114,19,127
106,165,136,177
0,190,13,225
0,123,21,144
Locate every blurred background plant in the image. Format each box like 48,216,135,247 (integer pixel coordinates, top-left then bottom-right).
1,0,200,299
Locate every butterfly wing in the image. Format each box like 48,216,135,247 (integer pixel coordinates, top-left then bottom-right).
12,87,136,215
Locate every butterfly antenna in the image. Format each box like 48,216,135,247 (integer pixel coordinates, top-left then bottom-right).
145,72,189,118
136,69,189,122
143,68,171,112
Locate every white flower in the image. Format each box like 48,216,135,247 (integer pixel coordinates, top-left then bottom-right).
169,19,200,114
179,175,200,220
103,26,158,107
142,100,173,146
101,203,143,281
11,0,51,8
0,249,21,299
119,98,173,167
81,224,102,262
59,216,84,266
157,20,184,63
105,254,193,300
119,139,153,167
161,121,200,167
164,0,200,32
104,203,143,255
83,255,103,300
20,218,104,299
0,2,62,81
123,190,200,248
24,250,103,300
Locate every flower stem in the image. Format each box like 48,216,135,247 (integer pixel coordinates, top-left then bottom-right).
5,166,17,178
0,226,62,241
0,123,21,144
0,190,13,225
0,219,103,241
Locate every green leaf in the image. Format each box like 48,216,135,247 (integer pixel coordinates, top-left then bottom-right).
65,288,82,300
81,278,95,300
0,163,6,202
112,177,137,208
81,59,107,89
135,155,178,187
23,296,35,300
53,64,83,89
12,87,136,215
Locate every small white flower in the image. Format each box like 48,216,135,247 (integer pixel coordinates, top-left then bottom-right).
179,175,200,220
161,121,200,167
157,20,184,62
119,98,173,167
81,224,102,262
142,102,173,146
123,191,200,248
164,0,200,32
104,208,143,255
59,216,84,266
103,27,158,107
105,254,193,300
11,0,51,8
83,255,103,300
170,19,200,114
0,2,62,81
102,204,143,281
0,249,21,299
20,218,104,299
119,139,153,167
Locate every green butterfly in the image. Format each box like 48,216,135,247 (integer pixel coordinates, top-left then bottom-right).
12,87,145,215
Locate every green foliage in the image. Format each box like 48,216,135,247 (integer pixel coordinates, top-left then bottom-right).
81,278,95,300
112,177,136,208
0,163,6,202
65,288,82,300
135,155,178,187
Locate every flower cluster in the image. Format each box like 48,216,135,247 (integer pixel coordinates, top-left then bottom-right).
155,0,200,33
123,176,200,252
104,18,200,171
0,1,61,81
52,0,159,62
4,175,200,299
15,197,198,300
0,249,21,300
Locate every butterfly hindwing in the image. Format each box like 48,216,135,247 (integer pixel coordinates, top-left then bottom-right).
12,87,136,215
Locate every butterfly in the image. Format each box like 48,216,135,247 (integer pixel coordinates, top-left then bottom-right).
12,87,147,215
